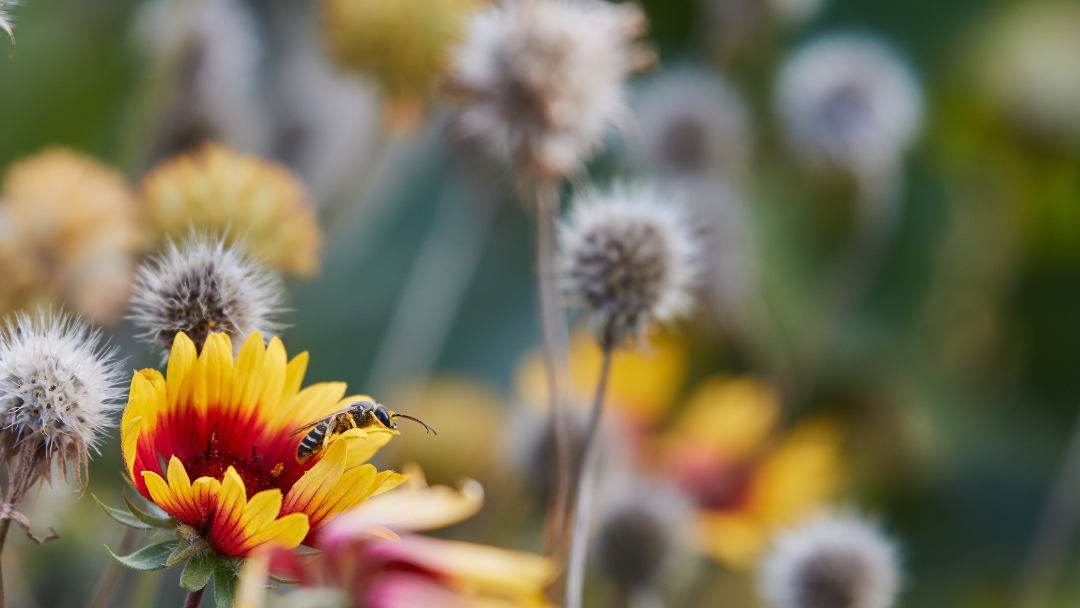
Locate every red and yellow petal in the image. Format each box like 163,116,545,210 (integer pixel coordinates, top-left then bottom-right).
142,457,221,528
282,438,400,538
209,467,310,557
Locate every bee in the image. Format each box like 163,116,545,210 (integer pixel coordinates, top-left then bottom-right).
291,399,435,463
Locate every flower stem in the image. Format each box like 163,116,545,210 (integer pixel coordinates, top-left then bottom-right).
0,518,10,608
183,587,206,608
565,342,614,608
533,177,573,558
1015,409,1080,608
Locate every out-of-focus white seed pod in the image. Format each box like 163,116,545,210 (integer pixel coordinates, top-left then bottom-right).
560,184,702,346
0,310,124,489
594,474,698,593
0,0,18,51
133,0,270,159
776,34,923,176
633,68,753,182
975,1,1080,142
761,514,901,608
449,0,651,178
128,234,284,358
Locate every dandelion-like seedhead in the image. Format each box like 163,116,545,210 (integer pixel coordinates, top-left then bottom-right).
0,0,18,50
594,476,696,590
449,0,649,177
129,235,284,357
0,311,124,483
560,185,702,346
633,68,753,180
761,514,901,608
776,34,923,175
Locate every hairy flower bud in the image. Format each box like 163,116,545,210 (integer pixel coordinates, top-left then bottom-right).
0,311,124,489
129,234,284,357
761,514,901,608
560,185,701,346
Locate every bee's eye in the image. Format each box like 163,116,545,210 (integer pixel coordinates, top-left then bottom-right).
375,407,392,427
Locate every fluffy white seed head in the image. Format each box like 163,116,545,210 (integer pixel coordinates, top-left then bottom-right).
633,68,753,181
0,0,18,50
594,474,697,590
134,0,270,157
776,34,923,176
0,311,124,478
450,0,648,178
560,185,702,346
129,235,284,357
761,514,901,608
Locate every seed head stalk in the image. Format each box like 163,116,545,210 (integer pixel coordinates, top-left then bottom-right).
533,177,575,560
565,336,614,608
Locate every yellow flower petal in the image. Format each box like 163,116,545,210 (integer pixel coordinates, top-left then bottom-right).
201,333,234,408
231,332,266,414
282,438,347,519
342,426,397,468
166,333,198,410
236,512,309,555
281,351,309,404
326,475,483,534
258,337,288,412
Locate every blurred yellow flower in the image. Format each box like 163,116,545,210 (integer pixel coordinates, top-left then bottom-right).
664,376,846,570
0,148,145,324
384,377,508,486
142,144,321,276
515,330,688,428
321,0,487,132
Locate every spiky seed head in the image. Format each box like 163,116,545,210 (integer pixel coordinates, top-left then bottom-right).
129,234,284,357
594,475,696,591
761,514,901,608
0,0,18,51
560,185,702,346
633,68,753,181
0,310,124,488
776,34,923,176
449,0,651,178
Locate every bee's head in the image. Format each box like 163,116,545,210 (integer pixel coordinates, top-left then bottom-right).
373,405,395,429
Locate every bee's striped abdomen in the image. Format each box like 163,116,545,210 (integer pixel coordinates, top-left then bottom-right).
296,419,330,462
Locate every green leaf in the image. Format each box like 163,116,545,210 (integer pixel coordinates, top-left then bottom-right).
93,494,152,530
124,489,176,529
167,538,210,568
180,554,216,592
105,541,179,571
214,566,238,608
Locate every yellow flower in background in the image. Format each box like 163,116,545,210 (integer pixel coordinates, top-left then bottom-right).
321,0,487,132
142,144,321,277
122,331,404,556
0,149,145,324
663,376,846,570
515,330,688,428
383,377,508,486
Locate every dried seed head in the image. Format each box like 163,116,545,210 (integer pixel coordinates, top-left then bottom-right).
776,34,923,175
134,0,270,157
0,148,144,325
0,310,124,488
594,475,696,591
633,68,753,181
142,144,322,276
761,514,901,608
560,185,702,346
0,0,18,51
449,0,650,177
129,234,284,357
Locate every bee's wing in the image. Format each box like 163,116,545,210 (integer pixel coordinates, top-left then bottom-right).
289,408,353,437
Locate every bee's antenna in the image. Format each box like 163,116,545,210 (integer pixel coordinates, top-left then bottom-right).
392,414,437,435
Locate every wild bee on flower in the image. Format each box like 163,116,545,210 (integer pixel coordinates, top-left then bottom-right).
292,400,436,463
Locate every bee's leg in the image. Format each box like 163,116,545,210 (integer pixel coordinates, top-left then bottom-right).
321,415,338,451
